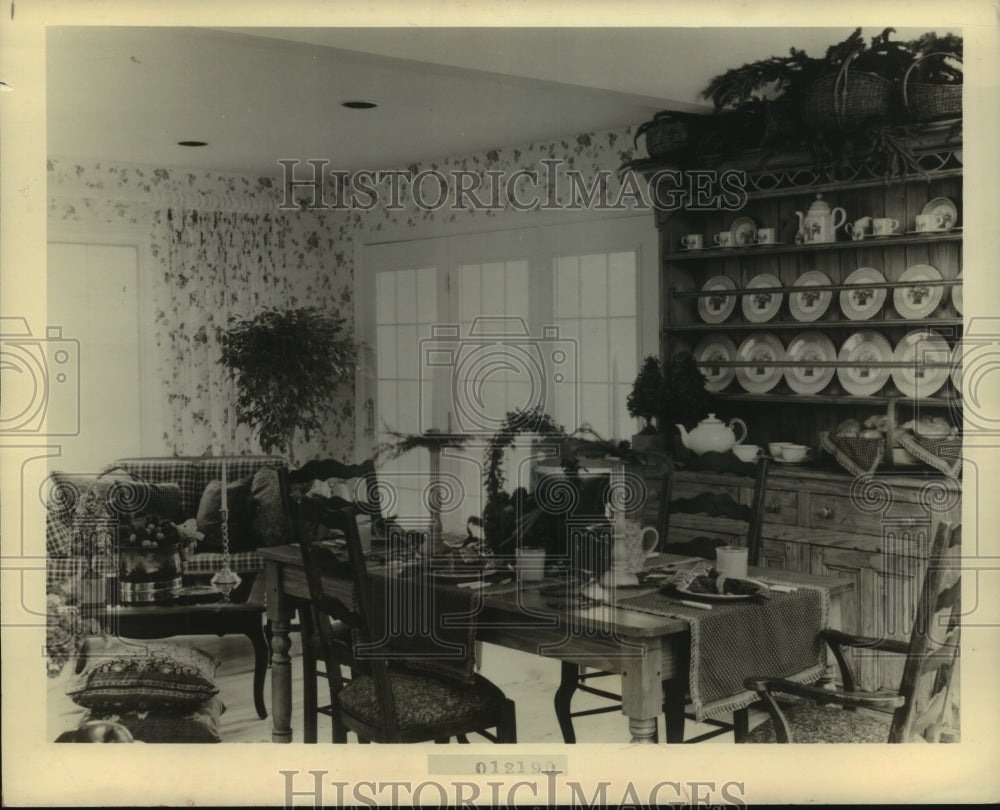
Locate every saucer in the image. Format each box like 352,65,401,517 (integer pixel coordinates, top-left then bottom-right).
922,197,958,232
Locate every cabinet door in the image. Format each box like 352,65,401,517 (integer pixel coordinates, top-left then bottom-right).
809,546,873,689
759,538,810,572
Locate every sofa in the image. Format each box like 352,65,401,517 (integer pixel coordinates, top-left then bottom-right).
46,455,292,595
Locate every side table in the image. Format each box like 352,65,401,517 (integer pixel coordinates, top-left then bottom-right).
92,575,269,719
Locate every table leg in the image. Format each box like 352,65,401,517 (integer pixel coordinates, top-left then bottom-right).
620,637,662,744
265,559,294,743
247,621,269,720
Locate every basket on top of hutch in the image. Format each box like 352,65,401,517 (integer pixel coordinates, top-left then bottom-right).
629,119,963,699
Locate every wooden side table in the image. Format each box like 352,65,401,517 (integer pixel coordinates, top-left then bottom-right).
93,574,270,719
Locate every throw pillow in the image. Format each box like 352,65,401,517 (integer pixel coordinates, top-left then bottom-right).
251,466,292,547
196,475,256,553
67,641,219,712
81,696,226,743
107,480,184,524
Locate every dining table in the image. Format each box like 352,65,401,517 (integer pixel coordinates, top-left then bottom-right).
258,545,855,744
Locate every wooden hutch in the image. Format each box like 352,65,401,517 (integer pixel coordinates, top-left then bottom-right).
634,121,963,692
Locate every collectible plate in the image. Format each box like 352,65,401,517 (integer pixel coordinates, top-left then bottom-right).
836,330,894,396
697,275,737,324
840,267,887,320
694,334,738,393
729,216,758,248
952,271,963,315
790,270,833,322
785,330,837,395
894,264,944,319
735,331,785,394
741,273,783,323
951,342,964,394
922,197,958,232
891,329,951,398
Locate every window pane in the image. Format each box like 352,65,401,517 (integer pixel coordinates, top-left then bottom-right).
396,270,417,323
579,254,608,317
608,251,636,316
554,256,579,319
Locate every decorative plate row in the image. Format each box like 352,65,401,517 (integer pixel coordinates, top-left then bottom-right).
697,266,962,324
694,329,957,397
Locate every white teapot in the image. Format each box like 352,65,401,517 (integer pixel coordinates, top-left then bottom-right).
796,193,847,244
676,413,748,455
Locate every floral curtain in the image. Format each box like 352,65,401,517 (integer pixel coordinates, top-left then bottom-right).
161,208,292,456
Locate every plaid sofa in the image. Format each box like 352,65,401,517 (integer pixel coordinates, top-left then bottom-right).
47,456,290,590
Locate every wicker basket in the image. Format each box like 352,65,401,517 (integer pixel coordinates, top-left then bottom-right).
819,431,885,477
801,53,894,130
903,52,963,122
637,115,693,158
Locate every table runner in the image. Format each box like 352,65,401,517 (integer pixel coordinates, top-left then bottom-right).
616,583,830,721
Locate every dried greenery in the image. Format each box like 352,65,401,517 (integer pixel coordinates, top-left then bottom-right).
219,307,360,456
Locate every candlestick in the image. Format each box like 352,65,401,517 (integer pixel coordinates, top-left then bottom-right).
220,459,228,511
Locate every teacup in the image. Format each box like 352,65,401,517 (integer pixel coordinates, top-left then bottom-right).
714,232,734,249
873,217,900,236
716,545,749,578
915,213,945,232
681,234,703,250
845,217,871,241
768,441,790,458
755,228,777,245
733,444,762,462
780,444,810,463
516,547,546,582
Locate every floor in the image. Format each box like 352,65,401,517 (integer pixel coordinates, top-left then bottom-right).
49,631,767,744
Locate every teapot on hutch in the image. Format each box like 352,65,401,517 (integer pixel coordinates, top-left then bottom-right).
676,413,748,455
796,193,847,244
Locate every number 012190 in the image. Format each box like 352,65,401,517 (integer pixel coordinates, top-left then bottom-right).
426,755,567,776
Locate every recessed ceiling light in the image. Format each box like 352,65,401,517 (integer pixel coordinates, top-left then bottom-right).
177,140,208,147
341,100,377,110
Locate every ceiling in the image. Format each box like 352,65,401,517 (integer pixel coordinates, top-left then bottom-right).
45,25,943,176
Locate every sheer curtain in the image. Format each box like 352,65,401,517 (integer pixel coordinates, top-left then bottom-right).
161,208,291,456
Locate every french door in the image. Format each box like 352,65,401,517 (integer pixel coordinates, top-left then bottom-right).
360,216,656,532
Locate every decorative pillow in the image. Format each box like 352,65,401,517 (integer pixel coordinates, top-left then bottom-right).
196,475,256,553
67,642,219,712
251,466,292,547
106,480,184,524
81,696,226,743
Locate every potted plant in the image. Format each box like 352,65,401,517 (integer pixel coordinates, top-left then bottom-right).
626,356,667,453
659,352,713,454
219,307,361,461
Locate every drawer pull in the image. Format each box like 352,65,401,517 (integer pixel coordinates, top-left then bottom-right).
765,500,782,514
817,506,835,520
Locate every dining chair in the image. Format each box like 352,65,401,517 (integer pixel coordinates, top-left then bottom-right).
297,501,517,743
553,453,769,743
286,457,384,743
740,520,961,743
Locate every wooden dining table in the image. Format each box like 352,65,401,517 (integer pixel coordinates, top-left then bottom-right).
258,545,855,744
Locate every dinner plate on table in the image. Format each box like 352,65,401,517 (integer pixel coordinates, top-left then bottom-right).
840,267,887,320
894,264,944,319
673,585,753,601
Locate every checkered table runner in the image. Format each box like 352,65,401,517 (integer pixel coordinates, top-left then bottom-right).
616,583,830,721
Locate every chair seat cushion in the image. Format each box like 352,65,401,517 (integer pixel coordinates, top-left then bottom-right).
744,699,893,743
338,669,504,732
